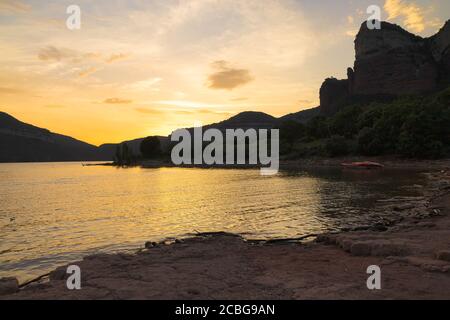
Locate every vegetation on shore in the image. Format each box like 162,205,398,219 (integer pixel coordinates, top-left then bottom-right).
114,136,163,166
112,86,450,167
280,86,450,159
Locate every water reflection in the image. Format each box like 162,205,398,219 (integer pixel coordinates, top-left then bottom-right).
0,163,426,282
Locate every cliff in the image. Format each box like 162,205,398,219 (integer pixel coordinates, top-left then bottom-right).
320,20,450,116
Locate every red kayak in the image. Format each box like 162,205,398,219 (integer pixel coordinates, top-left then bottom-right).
341,161,385,169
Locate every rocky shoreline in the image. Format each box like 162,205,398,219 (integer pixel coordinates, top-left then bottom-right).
1,163,450,299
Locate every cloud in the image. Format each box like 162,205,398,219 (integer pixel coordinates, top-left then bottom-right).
345,29,358,37
0,0,31,14
78,67,98,78
104,98,133,104
0,87,22,94
135,107,163,115
38,46,77,61
384,0,439,33
345,14,358,37
207,61,253,90
105,53,130,64
38,46,129,65
197,109,232,115
126,77,162,91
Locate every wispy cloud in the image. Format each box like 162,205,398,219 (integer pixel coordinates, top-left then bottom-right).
135,107,163,115
104,98,133,104
38,46,77,62
0,86,23,94
78,67,98,78
105,53,131,64
207,61,253,90
0,0,31,14
38,46,129,64
126,77,162,91
384,0,440,33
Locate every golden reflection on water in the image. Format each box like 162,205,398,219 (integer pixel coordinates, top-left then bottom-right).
0,162,425,282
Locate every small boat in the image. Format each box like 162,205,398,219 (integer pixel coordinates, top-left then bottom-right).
341,161,384,169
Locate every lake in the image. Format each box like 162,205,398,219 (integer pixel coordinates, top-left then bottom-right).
0,162,427,282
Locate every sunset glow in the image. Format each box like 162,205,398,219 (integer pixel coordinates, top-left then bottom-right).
0,0,448,145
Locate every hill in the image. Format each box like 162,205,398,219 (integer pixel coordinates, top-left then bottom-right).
0,112,106,162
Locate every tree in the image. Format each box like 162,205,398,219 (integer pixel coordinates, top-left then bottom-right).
114,143,136,166
140,136,162,159
325,135,349,157
330,105,362,138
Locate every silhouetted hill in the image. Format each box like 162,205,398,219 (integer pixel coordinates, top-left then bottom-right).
279,107,320,124
0,111,107,162
203,111,278,131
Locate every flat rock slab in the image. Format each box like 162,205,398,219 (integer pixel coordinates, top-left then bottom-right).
0,277,19,295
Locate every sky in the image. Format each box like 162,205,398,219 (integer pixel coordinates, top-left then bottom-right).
0,0,449,145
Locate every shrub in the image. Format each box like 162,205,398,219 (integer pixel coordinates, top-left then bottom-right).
325,135,349,157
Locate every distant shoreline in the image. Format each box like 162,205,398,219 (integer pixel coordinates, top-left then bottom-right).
104,157,450,171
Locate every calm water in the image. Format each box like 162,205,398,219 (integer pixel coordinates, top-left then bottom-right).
0,162,426,282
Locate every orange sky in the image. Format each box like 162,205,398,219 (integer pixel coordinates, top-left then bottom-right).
0,0,447,145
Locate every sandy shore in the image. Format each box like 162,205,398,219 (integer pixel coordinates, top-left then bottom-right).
1,164,450,299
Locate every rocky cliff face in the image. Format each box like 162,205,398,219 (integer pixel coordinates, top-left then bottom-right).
320,20,450,116
319,78,350,115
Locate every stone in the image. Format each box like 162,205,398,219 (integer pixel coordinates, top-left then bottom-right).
394,204,415,211
0,277,19,295
49,266,67,280
145,241,158,249
435,250,450,262
416,222,436,228
350,242,372,256
371,241,409,256
341,239,354,252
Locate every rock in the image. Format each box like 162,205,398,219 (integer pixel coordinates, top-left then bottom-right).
350,242,372,256
0,277,19,295
319,78,350,115
145,241,158,249
394,204,415,211
49,266,67,280
318,20,450,116
371,241,409,256
435,250,450,262
370,224,388,232
352,22,438,97
316,234,336,245
416,222,436,228
341,239,354,252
